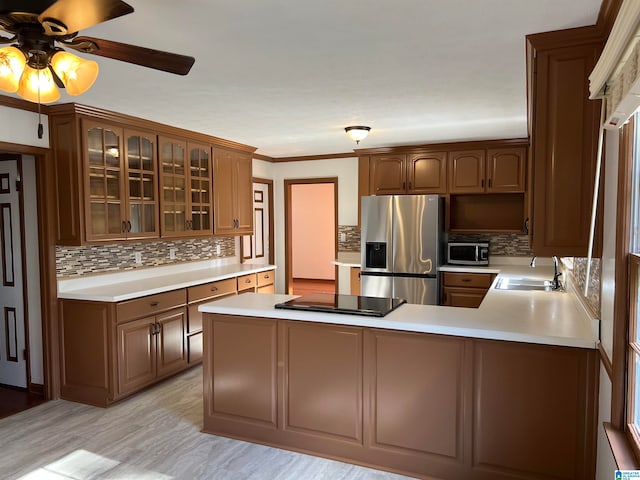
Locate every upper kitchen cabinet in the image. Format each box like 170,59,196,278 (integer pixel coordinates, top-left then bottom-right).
158,136,213,237
48,103,257,245
369,152,447,195
213,147,253,235
448,148,525,194
526,27,603,257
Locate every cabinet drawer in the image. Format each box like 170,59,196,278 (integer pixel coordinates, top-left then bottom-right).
237,273,257,291
257,269,275,287
116,289,186,323
442,272,494,288
187,278,237,303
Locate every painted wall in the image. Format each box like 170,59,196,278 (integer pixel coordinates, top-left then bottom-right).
0,106,49,148
594,128,619,477
257,157,359,293
291,183,335,280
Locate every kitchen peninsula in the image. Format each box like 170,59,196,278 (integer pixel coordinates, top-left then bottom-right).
199,265,598,480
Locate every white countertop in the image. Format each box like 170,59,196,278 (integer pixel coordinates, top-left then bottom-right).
57,260,276,302
332,252,361,267
199,264,598,350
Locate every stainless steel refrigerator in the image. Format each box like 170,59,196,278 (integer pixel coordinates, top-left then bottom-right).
360,194,443,305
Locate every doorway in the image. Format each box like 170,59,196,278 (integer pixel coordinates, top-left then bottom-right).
284,178,338,295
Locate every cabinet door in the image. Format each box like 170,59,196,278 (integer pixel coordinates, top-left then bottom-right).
83,120,126,241
486,147,525,193
407,152,447,194
441,286,486,308
117,316,156,396
235,152,254,234
350,267,361,295
156,307,188,378
187,142,213,235
124,129,159,239
448,150,485,193
530,42,602,256
369,154,406,195
159,136,188,237
213,148,236,235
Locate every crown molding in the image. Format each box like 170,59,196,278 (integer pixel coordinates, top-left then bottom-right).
0,94,51,114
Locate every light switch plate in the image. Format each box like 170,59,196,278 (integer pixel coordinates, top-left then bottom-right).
134,252,142,264
216,244,221,255
169,248,176,259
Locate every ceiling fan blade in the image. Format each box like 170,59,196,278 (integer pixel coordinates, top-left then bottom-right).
69,36,195,75
38,0,133,35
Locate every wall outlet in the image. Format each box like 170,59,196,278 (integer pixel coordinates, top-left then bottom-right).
339,232,347,242
216,244,221,255
134,252,142,264
169,248,176,259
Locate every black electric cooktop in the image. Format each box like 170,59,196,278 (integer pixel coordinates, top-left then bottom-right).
274,293,406,317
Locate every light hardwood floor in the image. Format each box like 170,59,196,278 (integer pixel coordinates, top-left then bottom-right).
0,366,416,480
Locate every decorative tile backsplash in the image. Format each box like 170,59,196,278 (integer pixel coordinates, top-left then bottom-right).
338,226,360,252
56,237,236,277
565,257,601,317
446,233,533,257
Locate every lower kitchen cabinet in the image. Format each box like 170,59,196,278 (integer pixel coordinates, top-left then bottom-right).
441,272,495,308
202,316,597,480
257,269,275,293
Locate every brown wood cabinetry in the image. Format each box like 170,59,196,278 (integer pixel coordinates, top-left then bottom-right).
186,277,237,365
158,136,213,237
257,269,275,293
213,147,253,235
526,29,603,256
48,103,257,245
449,148,525,194
237,273,257,293
202,315,597,480
440,272,495,308
369,152,447,195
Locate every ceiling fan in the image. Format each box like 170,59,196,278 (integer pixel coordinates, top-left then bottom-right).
0,0,195,104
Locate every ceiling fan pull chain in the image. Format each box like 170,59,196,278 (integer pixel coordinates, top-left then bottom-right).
36,56,43,139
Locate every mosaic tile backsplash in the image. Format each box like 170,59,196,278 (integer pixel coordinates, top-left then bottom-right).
56,237,236,277
566,257,601,317
338,226,360,252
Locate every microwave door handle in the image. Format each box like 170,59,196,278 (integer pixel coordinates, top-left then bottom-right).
475,245,479,262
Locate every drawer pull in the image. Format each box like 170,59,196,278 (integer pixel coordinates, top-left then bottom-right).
264,274,270,279
210,286,218,292
150,301,160,307
461,279,471,283
245,279,252,284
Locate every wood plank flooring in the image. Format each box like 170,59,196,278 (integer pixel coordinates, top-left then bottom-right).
292,278,336,295
0,386,45,419
0,366,416,480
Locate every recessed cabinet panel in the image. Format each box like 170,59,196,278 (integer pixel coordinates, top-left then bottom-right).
408,152,447,194
448,150,485,193
156,308,187,378
117,316,156,396
368,330,464,459
214,148,254,235
369,154,406,195
283,322,363,442
209,317,278,426
487,147,525,192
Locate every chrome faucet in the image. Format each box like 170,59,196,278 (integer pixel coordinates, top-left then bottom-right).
551,256,562,290
529,256,562,290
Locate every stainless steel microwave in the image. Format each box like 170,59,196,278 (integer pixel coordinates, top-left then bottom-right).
447,242,489,266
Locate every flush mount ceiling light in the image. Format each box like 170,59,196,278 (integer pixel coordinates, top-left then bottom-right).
345,126,371,144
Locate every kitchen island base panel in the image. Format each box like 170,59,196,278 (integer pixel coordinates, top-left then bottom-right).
203,313,598,480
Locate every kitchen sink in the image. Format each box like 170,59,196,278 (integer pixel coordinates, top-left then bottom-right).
494,277,559,292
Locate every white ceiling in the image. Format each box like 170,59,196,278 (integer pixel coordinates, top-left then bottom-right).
44,0,603,157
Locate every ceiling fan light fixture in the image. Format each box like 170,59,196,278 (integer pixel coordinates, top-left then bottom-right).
17,65,61,103
345,126,371,144
51,50,99,96
0,46,27,93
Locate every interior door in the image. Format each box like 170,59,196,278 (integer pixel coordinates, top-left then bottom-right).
0,160,26,387
242,181,271,265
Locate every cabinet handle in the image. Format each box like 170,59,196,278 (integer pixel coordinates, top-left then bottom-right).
461,278,471,283
264,274,270,279
151,324,158,335
127,220,131,232
210,286,218,292
488,178,492,189
245,279,252,284
122,220,126,233
481,179,484,188
150,301,160,307
408,182,412,190
402,182,406,190
524,217,530,234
